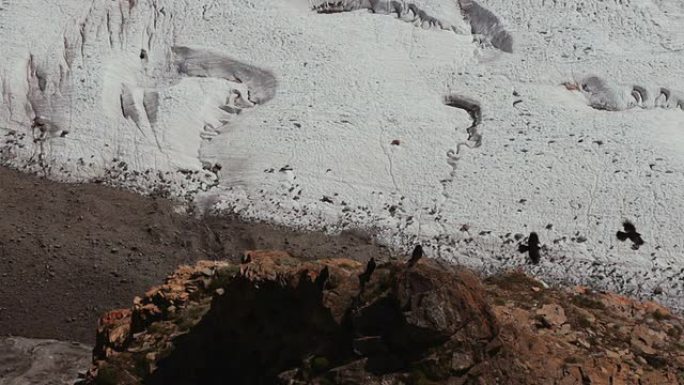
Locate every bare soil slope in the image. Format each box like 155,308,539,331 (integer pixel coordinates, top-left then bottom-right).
0,167,385,342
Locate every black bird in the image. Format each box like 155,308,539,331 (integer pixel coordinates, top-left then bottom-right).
359,257,376,287
518,232,541,265
407,244,423,267
315,266,330,290
241,253,252,264
616,220,644,250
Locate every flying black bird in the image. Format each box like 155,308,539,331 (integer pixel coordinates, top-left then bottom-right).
518,232,541,265
315,266,330,290
359,257,376,287
407,244,423,267
616,220,644,250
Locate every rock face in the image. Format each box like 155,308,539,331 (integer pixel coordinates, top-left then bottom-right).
82,252,684,385
0,337,91,385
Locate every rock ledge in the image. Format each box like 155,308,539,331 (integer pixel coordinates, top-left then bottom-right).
82,251,684,385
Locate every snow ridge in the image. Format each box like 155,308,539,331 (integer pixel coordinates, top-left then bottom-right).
457,0,513,52
573,75,684,111
312,0,513,52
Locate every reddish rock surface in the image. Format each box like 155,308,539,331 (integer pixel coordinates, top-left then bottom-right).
82,252,684,385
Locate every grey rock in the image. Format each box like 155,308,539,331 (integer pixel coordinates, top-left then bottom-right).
0,337,91,385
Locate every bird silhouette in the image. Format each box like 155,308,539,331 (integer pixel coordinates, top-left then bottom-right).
407,245,423,267
359,257,376,287
616,220,644,250
315,266,330,290
518,232,541,265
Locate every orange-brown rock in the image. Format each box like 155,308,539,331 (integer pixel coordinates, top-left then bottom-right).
80,253,684,385
93,309,131,360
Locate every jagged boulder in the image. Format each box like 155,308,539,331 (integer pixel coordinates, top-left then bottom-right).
81,252,684,385
82,252,498,385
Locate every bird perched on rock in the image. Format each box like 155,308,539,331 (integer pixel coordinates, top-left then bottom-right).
359,257,376,287
241,253,252,264
518,232,541,265
617,220,644,250
315,266,330,290
407,245,423,267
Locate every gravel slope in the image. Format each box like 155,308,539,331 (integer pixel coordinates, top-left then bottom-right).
0,167,384,342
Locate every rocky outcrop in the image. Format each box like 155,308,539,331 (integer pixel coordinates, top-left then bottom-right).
82,251,684,385
0,337,91,385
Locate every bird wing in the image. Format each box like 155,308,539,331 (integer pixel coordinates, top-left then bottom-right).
622,221,636,233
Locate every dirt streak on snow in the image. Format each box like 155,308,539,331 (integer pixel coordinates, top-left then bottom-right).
1,0,684,309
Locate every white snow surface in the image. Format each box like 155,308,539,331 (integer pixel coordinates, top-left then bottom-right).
1,0,684,308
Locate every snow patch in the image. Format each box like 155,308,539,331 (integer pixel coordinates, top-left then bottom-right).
2,0,684,310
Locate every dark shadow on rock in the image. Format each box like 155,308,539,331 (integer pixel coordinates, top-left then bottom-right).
145,261,490,385
147,276,352,385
